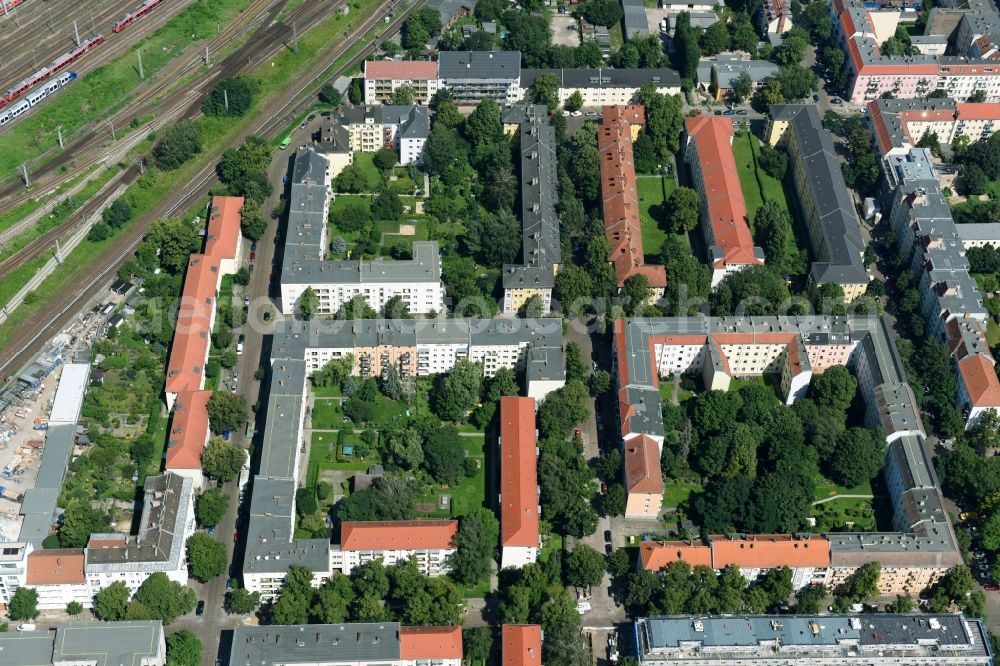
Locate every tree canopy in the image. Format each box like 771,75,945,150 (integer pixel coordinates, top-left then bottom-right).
201,437,246,481
186,533,228,583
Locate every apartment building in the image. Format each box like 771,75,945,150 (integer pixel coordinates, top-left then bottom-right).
768,105,869,301
163,196,244,410
438,50,521,105
696,55,779,100
25,550,91,609
684,116,765,287
363,60,439,104
330,520,458,575
280,148,444,316
500,397,540,569
868,97,1000,157
322,105,430,166
633,614,991,665
833,0,1000,103
0,621,165,666
501,106,560,315
164,389,211,490
519,67,682,106
612,315,961,592
599,106,667,302
503,625,542,666
229,624,462,666
756,0,793,41
956,223,1000,249
243,318,563,598
640,535,830,590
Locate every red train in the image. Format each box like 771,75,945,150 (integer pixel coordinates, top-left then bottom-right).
0,34,105,109
0,0,28,17
113,0,166,33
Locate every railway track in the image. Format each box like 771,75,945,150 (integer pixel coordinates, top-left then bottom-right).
0,0,420,377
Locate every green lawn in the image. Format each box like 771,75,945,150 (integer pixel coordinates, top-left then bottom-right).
312,399,345,429
312,383,342,398
661,480,702,510
811,496,876,532
988,319,1000,347
636,175,678,259
415,432,485,518
813,478,874,502
349,153,384,191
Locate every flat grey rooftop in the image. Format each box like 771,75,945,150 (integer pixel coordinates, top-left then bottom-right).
438,50,521,79
52,621,164,666
230,623,403,665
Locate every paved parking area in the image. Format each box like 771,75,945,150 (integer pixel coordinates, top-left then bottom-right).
551,15,580,47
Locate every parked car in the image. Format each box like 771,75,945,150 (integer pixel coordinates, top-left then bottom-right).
196,600,205,616
208,526,216,536
604,530,612,542
17,624,36,632
985,584,1000,591
244,296,250,307
248,263,254,273
576,601,591,614
250,251,256,262
233,531,240,544
251,241,258,251
263,311,272,321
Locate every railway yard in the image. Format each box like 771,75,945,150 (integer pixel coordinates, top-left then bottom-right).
0,0,412,382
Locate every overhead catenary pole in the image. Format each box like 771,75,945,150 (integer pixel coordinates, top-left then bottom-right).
292,21,298,53
73,19,80,47
90,12,95,34
204,46,210,66
223,88,228,111
137,49,144,79
108,120,116,141
20,164,29,187
57,128,63,148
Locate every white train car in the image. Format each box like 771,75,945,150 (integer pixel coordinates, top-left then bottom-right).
0,71,75,127
0,99,29,126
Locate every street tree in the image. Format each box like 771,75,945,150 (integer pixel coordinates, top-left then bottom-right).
225,587,261,614
9,587,38,620
311,574,355,623
166,630,203,666
195,489,229,528
565,544,606,588
205,393,247,435
730,70,753,103
134,572,196,624
463,627,494,662
299,286,319,320
201,437,246,481
94,581,131,621
187,534,227,582
66,601,84,616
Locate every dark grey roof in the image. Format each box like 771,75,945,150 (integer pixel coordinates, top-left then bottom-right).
502,105,560,290
773,104,868,287
51,621,164,666
244,477,330,574
520,67,681,90
229,624,403,665
424,0,474,24
84,473,192,573
636,614,990,662
0,629,55,665
18,422,75,545
696,56,779,87
622,0,649,36
438,50,521,80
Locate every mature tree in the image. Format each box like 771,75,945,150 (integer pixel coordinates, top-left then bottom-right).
66,600,84,616
373,189,404,221
777,64,819,101
431,359,483,421
9,587,38,620
336,294,378,320
553,263,593,311
134,572,197,624
699,21,730,55
463,627,494,662
464,99,504,153
793,583,828,613
450,508,500,584
810,366,857,412
201,437,246,481
423,423,467,485
565,90,584,112
753,200,790,265
671,12,701,81
503,11,552,68
730,70,753,103
297,487,318,518
299,286,319,320
59,503,108,548
202,77,253,116
566,544,606,588
836,562,881,602
580,0,622,26
710,265,790,316
391,85,414,105
239,199,268,241
272,565,316,625
153,122,202,170
206,393,247,436
751,79,785,111
146,218,201,273
602,483,627,516
959,164,988,196
633,133,659,173
166,630,202,666
372,148,397,173
94,580,131,621
88,222,112,242
530,73,561,111
422,122,465,175
771,34,808,66
665,187,700,234
103,199,132,229
637,86,684,158
464,209,521,266
827,428,884,487
196,489,230,528
813,282,846,315
319,83,342,106
311,574,355,623
622,274,652,314
538,381,590,440
225,587,260,614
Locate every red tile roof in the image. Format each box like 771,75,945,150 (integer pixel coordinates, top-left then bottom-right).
166,389,212,470
204,195,244,261
164,254,220,395
599,106,667,289
500,397,539,548
685,116,761,270
640,541,712,569
958,354,1000,408
365,60,438,80
624,435,663,494
711,534,830,569
340,520,458,551
957,103,1000,121
400,626,463,660
26,549,85,585
502,625,542,666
